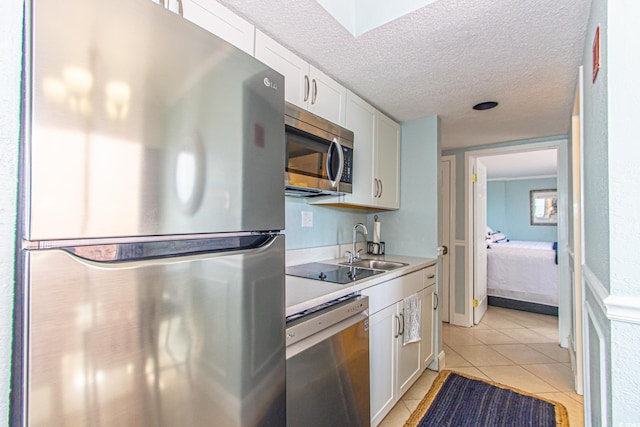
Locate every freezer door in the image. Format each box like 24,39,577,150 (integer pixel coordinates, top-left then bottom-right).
22,235,285,427
26,0,284,240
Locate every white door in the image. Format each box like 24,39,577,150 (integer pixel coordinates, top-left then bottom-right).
570,66,584,394
440,158,452,322
473,159,488,324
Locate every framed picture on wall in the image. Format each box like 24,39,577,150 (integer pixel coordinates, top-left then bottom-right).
530,189,558,225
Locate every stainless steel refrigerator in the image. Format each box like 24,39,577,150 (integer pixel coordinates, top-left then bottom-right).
13,0,286,425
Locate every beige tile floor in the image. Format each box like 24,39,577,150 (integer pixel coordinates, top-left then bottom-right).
379,306,584,427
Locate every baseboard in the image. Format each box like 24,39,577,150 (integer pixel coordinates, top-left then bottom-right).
488,296,558,316
438,350,445,371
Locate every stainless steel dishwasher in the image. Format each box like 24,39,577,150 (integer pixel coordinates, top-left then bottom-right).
285,294,370,427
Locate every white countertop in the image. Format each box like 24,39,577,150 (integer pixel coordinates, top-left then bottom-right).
285,254,437,317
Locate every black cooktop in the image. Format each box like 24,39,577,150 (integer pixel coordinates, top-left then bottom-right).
286,262,383,284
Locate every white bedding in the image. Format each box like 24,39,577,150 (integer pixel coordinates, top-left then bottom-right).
487,240,558,306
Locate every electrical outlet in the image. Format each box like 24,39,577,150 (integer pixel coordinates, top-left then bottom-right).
301,211,313,227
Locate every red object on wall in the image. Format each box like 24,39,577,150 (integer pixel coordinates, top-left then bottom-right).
592,25,600,83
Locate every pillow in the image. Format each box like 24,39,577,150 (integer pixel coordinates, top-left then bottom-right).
486,226,494,237
491,232,507,243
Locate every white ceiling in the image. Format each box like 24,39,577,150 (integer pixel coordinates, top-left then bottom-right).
479,149,558,180
217,0,591,150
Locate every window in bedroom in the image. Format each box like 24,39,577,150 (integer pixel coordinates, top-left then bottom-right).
530,189,558,225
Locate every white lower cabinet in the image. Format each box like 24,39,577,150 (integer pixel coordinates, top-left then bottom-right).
363,266,437,426
420,283,436,369
369,304,397,424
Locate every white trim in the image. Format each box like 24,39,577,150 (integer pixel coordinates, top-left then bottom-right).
567,246,575,262
582,263,640,324
437,350,446,371
464,152,473,326
487,174,557,182
441,155,456,326
582,264,608,315
454,240,465,246
603,295,640,324
467,139,563,158
583,299,609,426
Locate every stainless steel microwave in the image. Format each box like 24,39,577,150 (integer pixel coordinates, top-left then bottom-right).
284,102,354,197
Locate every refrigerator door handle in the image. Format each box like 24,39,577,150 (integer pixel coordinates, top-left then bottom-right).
59,234,281,264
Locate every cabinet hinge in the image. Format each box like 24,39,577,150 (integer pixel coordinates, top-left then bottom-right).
473,299,478,308
472,173,477,183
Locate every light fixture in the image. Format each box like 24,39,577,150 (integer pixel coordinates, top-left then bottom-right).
473,101,498,111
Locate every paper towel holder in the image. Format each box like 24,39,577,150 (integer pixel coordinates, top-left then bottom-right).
367,241,385,255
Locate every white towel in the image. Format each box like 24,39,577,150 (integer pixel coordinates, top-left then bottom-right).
403,293,421,345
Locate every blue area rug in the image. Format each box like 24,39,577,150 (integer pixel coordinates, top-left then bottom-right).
405,370,569,427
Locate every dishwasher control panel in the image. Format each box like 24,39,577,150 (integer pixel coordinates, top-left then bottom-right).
285,294,368,347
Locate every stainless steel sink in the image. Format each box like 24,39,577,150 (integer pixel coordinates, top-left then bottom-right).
339,259,408,271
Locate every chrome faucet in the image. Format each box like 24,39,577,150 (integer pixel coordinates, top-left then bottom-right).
347,223,368,264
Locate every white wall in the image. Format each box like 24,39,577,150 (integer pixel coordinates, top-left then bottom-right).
0,0,23,423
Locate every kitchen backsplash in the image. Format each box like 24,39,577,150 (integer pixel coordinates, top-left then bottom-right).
284,197,368,250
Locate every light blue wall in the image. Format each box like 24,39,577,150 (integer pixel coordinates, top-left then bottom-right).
487,178,558,242
284,197,368,250
370,115,439,258
582,0,610,292
1,0,22,423
486,181,506,234
581,0,612,424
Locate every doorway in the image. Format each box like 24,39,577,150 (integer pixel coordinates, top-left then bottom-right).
463,140,567,329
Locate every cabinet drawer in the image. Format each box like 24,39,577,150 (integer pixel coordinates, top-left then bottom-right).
362,270,423,314
423,265,436,286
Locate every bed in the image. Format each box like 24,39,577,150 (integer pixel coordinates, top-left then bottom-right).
486,239,558,315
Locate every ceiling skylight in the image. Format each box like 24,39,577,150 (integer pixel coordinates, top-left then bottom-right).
315,0,439,36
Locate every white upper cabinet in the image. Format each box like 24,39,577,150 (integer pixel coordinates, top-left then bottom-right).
181,0,255,54
346,91,376,203
307,64,347,126
254,30,346,126
314,90,400,210
375,112,401,209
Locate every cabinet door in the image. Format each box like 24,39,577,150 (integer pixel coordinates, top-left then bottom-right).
308,65,346,126
420,285,436,369
396,300,422,397
182,0,255,54
345,90,376,205
369,304,397,426
375,112,401,209
254,30,308,107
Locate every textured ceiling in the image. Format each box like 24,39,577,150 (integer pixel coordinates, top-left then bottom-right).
218,0,591,150
479,149,558,180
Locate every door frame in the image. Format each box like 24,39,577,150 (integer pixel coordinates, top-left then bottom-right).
463,139,565,327
473,158,488,324
440,155,456,324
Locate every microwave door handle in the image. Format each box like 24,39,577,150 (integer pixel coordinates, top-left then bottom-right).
326,138,344,187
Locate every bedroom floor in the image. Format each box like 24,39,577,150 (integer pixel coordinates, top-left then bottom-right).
380,306,584,426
